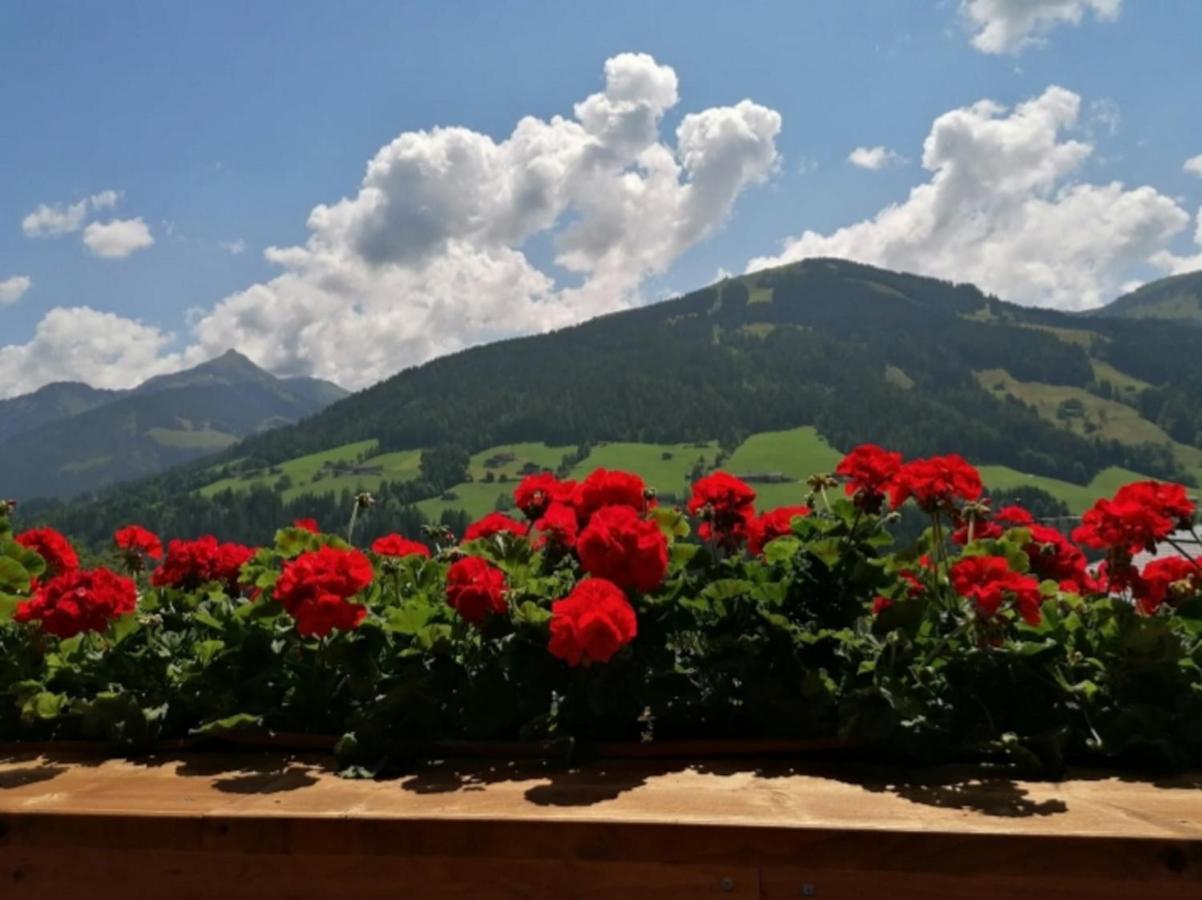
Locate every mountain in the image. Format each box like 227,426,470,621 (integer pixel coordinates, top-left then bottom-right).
1095,270,1202,323
0,381,121,444
24,259,1202,545
0,351,347,500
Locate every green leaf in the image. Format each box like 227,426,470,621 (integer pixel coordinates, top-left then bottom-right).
763,536,802,564
0,592,19,621
191,713,263,736
192,608,225,631
23,691,67,722
385,603,435,635
649,506,690,539
110,613,142,645
416,623,453,651
0,555,31,594
193,639,226,666
669,542,700,569
514,601,552,627
808,538,843,568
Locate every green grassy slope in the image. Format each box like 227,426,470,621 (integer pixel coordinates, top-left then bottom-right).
226,423,1151,520
1095,270,1202,323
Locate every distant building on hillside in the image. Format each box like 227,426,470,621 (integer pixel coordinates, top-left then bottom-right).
736,472,792,484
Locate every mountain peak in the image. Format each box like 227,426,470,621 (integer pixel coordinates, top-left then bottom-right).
134,349,271,394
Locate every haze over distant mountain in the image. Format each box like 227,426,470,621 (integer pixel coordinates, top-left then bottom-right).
0,350,346,500
1094,270,1202,324
28,259,1202,546
0,382,121,444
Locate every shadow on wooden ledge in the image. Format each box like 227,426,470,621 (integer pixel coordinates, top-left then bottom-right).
6,746,1198,819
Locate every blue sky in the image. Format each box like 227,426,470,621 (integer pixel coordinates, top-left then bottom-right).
2,0,1201,396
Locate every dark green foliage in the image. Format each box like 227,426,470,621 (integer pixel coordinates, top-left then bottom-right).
419,445,470,490
4,495,1201,774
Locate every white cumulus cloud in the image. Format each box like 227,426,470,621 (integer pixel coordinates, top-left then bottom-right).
848,146,904,170
0,307,183,398
0,276,32,305
82,217,155,259
187,52,781,388
962,0,1122,54
1185,154,1202,179
1151,208,1202,276
748,86,1190,311
22,190,122,237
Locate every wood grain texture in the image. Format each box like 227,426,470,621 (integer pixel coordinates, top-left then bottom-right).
1,752,1199,898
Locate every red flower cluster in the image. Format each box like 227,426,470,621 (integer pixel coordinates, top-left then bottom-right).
15,567,137,638
950,555,1043,625
548,578,637,666
688,472,756,549
15,527,79,579
513,472,576,519
274,546,374,637
1073,481,1195,556
952,505,1034,544
1132,557,1201,615
747,505,811,555
533,502,579,550
445,556,507,624
370,534,430,559
293,518,320,534
463,512,529,543
836,445,902,511
151,536,255,594
1023,524,1096,594
576,504,668,593
114,525,163,560
573,468,650,520
890,454,982,514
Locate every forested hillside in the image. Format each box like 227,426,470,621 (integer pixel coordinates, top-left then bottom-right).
21,258,1202,545
0,351,346,500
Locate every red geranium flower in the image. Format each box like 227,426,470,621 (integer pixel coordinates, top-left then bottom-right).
548,578,638,666
576,504,668,594
573,468,650,521
688,472,757,549
1116,481,1195,527
950,555,1043,625
836,444,903,511
871,596,894,616
513,472,575,519
114,525,164,560
533,502,579,550
370,534,430,559
293,518,320,534
1132,556,1201,615
747,505,811,555
1072,481,1194,557
445,556,507,625
889,454,982,514
1023,524,1096,594
15,567,136,638
15,527,79,579
152,536,254,595
463,512,529,543
952,504,1035,544
274,546,374,637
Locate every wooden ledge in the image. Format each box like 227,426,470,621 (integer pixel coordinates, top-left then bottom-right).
1,752,1200,898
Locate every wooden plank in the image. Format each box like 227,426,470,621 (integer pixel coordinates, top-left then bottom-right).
1,752,1200,898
